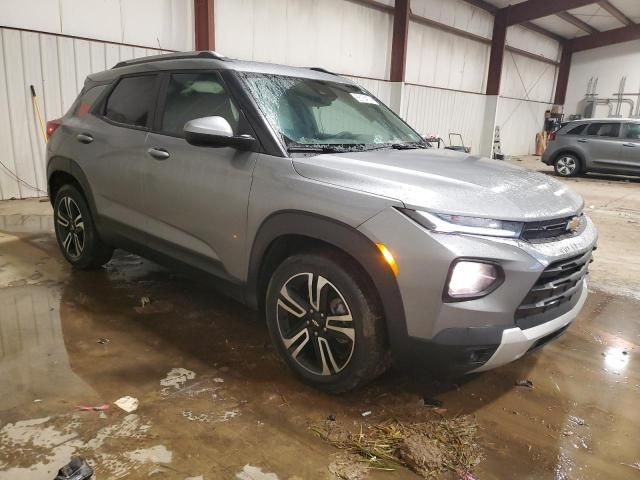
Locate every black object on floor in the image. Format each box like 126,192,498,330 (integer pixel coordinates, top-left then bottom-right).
54,456,93,480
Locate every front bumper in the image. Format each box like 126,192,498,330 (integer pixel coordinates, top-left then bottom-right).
471,279,587,372
358,208,597,374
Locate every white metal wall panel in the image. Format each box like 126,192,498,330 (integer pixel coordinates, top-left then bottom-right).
215,0,393,80
500,52,557,103
410,0,493,39
406,20,490,93
0,28,168,200
0,0,194,51
402,84,487,153
506,25,561,61
496,97,550,156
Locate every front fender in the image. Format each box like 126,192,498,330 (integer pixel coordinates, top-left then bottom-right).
246,210,407,356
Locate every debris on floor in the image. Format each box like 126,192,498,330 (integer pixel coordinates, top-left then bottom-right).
568,415,587,426
621,462,640,471
54,456,93,480
140,296,151,308
515,379,534,389
313,415,482,478
97,337,110,345
235,464,280,479
328,452,368,480
77,403,109,412
361,411,372,417
114,396,139,413
421,397,443,407
160,368,197,392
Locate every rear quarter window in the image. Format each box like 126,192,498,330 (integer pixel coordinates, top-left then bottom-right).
70,84,108,118
104,75,158,128
586,122,621,137
564,124,588,135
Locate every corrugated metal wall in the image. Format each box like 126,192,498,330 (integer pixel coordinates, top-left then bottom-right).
0,28,168,200
215,0,394,80
496,97,551,156
402,84,487,153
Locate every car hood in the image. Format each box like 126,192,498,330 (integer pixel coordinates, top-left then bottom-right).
292,149,584,221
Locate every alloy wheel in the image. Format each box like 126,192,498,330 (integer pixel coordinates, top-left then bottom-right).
276,272,355,376
556,156,577,176
56,196,85,259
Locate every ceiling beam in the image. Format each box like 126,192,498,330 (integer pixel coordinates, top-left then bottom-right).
460,0,567,42
569,22,640,51
556,11,599,34
460,0,497,14
503,0,597,26
598,0,633,26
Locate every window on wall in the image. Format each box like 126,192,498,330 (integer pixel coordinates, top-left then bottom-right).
586,122,621,138
104,75,158,128
160,72,240,136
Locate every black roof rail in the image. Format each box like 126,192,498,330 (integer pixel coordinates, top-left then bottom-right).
113,51,227,69
308,67,339,76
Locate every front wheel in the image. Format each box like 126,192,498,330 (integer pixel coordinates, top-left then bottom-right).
554,153,581,177
54,184,113,269
265,252,389,393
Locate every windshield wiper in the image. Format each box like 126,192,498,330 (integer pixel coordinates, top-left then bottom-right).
390,143,428,150
286,145,347,153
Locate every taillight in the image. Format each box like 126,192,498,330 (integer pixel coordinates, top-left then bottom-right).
548,132,556,141
46,119,62,140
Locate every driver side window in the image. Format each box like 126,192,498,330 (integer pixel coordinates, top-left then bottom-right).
161,72,240,137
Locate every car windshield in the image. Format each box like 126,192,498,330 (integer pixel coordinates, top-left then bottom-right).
239,72,424,150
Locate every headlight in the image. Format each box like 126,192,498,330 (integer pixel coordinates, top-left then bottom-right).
445,260,503,301
401,209,523,238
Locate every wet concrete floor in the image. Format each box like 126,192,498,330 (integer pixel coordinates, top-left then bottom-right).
0,166,639,479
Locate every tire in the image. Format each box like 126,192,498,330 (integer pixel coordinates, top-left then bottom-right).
554,153,581,177
53,184,113,269
265,251,389,393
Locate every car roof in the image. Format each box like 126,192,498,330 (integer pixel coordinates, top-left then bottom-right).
567,117,639,123
87,50,355,86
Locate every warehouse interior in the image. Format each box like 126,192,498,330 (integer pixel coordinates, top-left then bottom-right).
0,0,638,479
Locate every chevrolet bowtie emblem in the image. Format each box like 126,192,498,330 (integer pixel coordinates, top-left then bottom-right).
567,216,581,233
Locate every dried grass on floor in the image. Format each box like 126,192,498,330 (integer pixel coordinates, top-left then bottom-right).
313,416,482,479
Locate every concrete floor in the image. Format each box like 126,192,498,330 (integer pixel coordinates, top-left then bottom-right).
0,156,638,479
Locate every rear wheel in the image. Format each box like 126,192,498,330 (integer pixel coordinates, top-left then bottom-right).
265,252,389,393
554,153,581,177
54,184,113,269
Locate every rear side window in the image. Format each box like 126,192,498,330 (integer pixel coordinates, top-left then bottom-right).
586,122,620,137
566,124,587,135
160,72,240,136
623,123,640,140
73,85,107,118
104,75,157,128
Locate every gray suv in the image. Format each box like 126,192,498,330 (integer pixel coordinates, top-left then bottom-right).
542,118,640,177
46,52,597,392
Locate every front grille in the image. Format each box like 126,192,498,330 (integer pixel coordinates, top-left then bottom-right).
521,215,584,241
515,249,593,329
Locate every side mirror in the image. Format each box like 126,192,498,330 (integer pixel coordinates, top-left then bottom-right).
183,116,256,149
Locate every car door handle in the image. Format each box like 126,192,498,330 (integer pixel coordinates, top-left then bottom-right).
577,138,587,143
623,143,636,147
76,133,94,144
147,147,170,160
